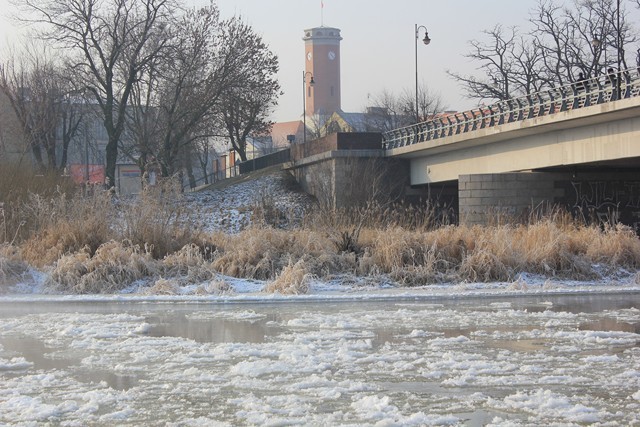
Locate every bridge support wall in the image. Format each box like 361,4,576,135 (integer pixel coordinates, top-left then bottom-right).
459,172,567,225
291,151,410,209
460,171,640,230
288,133,410,209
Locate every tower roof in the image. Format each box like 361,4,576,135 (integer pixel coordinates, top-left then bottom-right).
303,27,342,42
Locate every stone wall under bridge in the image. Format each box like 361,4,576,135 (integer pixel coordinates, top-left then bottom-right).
288,133,414,210
459,171,640,231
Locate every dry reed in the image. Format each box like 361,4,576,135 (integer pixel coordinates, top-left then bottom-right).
263,259,312,294
119,180,202,259
0,164,75,243
19,190,114,267
0,244,27,290
193,279,232,295
46,240,157,294
4,166,640,293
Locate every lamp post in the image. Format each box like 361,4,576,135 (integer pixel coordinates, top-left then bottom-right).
302,71,315,144
415,24,431,123
616,0,621,100
591,35,602,74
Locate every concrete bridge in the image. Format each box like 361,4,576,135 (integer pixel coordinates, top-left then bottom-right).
283,69,640,228
379,69,640,227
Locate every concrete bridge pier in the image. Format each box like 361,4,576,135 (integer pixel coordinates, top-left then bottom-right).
459,172,568,225
289,133,412,210
459,171,640,230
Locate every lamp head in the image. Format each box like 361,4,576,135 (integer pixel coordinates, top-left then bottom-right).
423,32,431,45
309,76,315,86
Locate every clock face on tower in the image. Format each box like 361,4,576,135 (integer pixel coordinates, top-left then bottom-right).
328,51,336,60
307,52,312,61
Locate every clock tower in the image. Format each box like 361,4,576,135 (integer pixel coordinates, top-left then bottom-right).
303,26,342,117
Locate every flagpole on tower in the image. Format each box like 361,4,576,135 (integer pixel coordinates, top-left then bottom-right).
321,0,324,26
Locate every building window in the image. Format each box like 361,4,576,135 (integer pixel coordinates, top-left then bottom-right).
308,86,311,97
330,86,334,96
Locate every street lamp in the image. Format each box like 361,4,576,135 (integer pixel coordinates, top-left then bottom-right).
616,0,621,100
302,71,315,144
593,0,623,99
415,24,431,123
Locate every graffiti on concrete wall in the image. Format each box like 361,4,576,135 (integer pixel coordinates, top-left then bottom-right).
570,180,640,230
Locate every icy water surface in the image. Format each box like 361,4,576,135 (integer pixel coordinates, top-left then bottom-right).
0,294,639,426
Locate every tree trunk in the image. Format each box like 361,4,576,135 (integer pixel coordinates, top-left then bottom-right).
186,160,196,189
105,136,118,189
30,143,45,172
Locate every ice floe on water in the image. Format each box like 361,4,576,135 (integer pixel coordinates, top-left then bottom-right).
2,172,640,424
0,296,639,425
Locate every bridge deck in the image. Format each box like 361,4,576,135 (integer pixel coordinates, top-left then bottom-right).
383,69,640,156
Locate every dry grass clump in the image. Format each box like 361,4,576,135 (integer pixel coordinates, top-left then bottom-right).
19,191,113,268
206,211,640,287
510,220,595,278
263,259,312,294
194,279,232,295
457,226,517,282
210,228,345,280
0,164,75,243
0,244,28,289
356,226,467,283
348,218,640,284
144,278,180,295
119,180,202,259
160,244,215,282
46,241,157,294
17,179,209,268
584,223,640,268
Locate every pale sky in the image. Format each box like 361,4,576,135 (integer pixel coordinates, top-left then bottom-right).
0,0,538,122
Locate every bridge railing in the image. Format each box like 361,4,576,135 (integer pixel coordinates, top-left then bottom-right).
383,67,640,150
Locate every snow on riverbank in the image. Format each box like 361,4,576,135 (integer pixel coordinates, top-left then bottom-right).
2,170,640,301
4,251,640,304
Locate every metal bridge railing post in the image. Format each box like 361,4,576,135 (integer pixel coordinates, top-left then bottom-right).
381,66,640,152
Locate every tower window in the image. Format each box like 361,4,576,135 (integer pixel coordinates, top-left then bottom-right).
308,86,311,97
331,86,334,96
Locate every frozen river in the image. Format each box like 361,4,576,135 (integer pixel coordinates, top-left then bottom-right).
1,293,639,425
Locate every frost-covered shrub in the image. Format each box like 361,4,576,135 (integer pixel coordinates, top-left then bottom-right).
160,244,215,282
46,241,157,294
119,180,202,259
0,244,27,290
20,191,113,268
263,259,312,295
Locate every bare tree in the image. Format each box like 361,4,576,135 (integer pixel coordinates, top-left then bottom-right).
305,111,332,140
363,83,446,131
0,45,83,172
218,18,280,163
192,137,214,184
21,0,177,188
449,0,638,103
403,84,447,123
127,6,277,181
126,2,221,178
531,0,619,83
447,25,545,101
